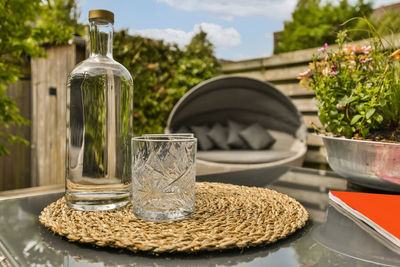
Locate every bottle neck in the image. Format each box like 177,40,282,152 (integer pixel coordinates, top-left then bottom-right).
89,19,113,58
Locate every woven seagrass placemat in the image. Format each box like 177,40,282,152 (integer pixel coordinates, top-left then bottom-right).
39,182,308,254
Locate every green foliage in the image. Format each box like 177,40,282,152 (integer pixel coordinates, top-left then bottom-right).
173,31,220,90
0,0,84,156
37,0,85,43
274,0,373,54
298,31,400,138
114,30,220,136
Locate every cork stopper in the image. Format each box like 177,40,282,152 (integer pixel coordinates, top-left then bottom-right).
89,9,114,24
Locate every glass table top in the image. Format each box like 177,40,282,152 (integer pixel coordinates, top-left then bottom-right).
0,166,399,266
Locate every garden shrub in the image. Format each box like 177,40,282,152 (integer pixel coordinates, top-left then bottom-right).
114,30,220,136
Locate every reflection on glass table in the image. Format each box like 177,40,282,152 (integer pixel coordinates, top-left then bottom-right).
0,167,399,266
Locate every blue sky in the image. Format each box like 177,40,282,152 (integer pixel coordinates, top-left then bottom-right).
78,0,400,61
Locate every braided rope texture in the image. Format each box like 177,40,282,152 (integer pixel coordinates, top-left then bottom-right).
39,182,309,254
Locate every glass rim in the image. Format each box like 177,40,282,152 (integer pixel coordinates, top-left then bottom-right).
141,133,194,138
132,135,196,142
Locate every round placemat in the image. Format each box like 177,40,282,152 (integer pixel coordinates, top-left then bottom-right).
39,182,308,254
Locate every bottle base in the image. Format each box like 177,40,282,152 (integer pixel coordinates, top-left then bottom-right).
66,191,130,211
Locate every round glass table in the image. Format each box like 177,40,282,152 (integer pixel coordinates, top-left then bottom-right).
0,166,399,266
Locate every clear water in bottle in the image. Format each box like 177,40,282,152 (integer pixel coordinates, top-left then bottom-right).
66,10,133,211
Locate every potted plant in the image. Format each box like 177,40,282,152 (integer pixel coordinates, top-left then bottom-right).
298,30,400,191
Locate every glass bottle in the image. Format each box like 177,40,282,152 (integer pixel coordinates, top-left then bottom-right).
66,9,134,211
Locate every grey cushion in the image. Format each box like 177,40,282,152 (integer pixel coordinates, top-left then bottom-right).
207,123,229,150
197,150,296,164
190,125,214,150
239,124,275,150
227,120,248,149
269,130,295,150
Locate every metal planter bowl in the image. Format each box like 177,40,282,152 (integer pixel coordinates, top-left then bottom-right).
320,135,400,192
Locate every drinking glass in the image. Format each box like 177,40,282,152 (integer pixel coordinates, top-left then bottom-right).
131,135,197,222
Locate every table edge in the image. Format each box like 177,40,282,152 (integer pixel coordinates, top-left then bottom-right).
0,184,64,200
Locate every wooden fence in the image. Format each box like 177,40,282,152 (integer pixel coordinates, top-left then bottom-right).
0,39,86,191
0,79,31,191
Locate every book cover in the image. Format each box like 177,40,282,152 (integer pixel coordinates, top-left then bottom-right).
329,191,400,251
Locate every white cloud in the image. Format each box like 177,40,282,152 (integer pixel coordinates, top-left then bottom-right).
130,23,241,50
157,0,297,21
130,28,192,48
194,23,241,49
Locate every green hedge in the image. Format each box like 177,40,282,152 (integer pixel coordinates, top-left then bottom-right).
114,30,220,136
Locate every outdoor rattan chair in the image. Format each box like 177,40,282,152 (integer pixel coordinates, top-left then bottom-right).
165,76,307,175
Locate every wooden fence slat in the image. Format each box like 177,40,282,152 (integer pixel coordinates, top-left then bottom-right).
222,47,315,73
228,65,309,82
31,44,77,186
222,32,400,73
307,133,324,147
292,98,318,113
303,115,322,128
222,58,264,73
274,83,314,97
0,81,31,191
30,60,37,186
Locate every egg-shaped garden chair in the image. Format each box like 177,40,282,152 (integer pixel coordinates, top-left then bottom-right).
165,76,307,175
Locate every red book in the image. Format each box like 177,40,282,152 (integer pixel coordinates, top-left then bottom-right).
329,191,400,249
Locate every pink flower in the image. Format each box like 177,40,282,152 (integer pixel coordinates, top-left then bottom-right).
353,45,372,54
297,69,313,79
362,46,372,54
330,70,339,76
318,43,329,52
330,66,339,76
